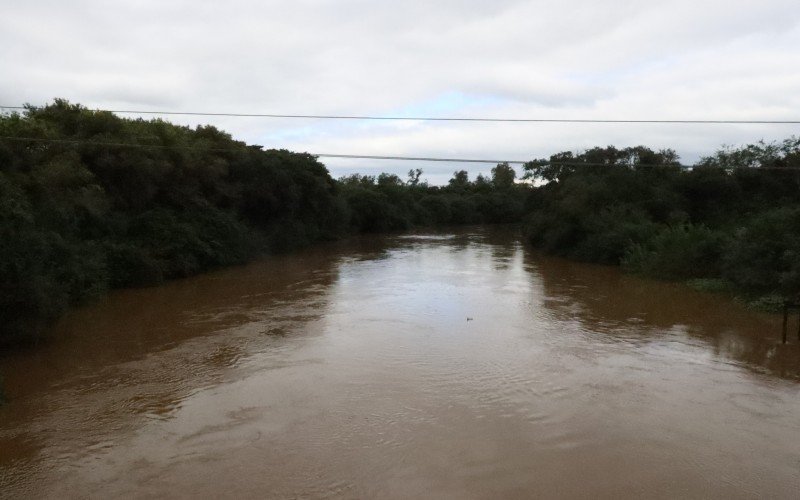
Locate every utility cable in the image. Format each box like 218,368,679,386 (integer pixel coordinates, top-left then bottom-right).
2,135,799,171
1,105,798,125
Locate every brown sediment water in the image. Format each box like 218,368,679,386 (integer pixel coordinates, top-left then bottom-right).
1,227,799,499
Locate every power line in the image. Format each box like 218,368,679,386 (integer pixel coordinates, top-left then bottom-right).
2,135,799,171
315,153,529,165
1,105,798,125
2,135,533,163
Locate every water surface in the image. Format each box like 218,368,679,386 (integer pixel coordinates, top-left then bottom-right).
1,228,799,498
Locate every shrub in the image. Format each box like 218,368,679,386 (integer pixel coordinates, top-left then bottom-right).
0,101,350,345
721,208,800,297
622,224,725,280
572,206,656,264
745,294,786,313
685,278,731,293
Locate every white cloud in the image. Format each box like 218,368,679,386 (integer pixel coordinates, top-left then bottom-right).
1,0,798,184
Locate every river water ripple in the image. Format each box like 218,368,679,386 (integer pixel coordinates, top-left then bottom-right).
1,228,799,498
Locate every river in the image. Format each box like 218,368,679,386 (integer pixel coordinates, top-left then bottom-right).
1,227,799,498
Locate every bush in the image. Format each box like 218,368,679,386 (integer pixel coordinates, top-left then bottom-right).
520,140,800,301
745,294,787,312
622,224,725,280
0,101,349,346
104,242,164,287
685,278,731,293
343,187,409,232
721,208,800,297
572,206,656,264
419,195,452,225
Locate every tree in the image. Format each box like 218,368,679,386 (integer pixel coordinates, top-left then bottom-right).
473,173,491,192
491,162,516,188
448,170,470,190
407,168,423,186
377,173,403,187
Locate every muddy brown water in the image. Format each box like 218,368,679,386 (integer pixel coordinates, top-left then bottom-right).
1,227,799,499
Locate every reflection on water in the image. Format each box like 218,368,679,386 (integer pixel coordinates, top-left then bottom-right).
532,253,800,381
1,227,799,498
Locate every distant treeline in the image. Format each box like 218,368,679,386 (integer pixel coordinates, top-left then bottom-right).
0,100,527,346
338,164,524,232
2,100,799,347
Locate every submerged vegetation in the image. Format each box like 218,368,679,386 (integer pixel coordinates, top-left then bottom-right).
1,100,798,350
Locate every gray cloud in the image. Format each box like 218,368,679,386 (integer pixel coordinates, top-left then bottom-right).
2,0,798,184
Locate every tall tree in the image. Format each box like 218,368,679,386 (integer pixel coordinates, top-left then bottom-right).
491,163,516,188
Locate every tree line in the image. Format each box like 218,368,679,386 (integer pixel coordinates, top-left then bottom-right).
522,141,800,310
1,100,798,348
0,100,527,346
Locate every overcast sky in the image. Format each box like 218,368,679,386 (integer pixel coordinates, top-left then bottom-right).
2,0,799,184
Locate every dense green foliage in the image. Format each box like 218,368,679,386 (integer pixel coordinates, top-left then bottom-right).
0,100,349,345
522,141,800,307
337,163,526,233
0,101,528,346
3,99,798,352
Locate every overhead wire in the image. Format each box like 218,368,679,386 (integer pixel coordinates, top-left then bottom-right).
2,105,797,171
1,105,799,124
2,135,799,171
